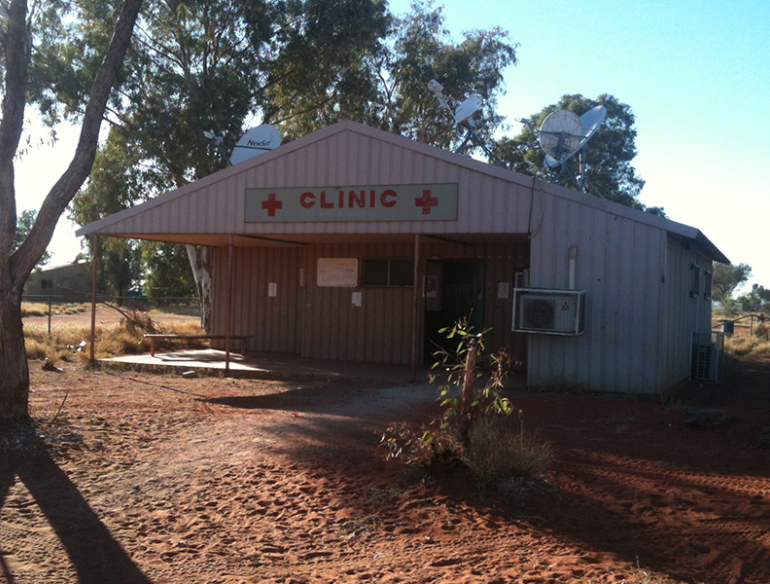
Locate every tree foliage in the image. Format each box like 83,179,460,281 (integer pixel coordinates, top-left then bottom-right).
712,262,752,304
737,284,770,312
272,0,517,152
494,94,661,214
142,242,195,297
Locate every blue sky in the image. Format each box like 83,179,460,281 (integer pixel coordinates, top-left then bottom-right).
16,0,770,291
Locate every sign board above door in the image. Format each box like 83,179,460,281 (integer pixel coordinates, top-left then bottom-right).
245,183,458,223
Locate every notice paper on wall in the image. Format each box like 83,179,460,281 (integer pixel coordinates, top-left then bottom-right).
352,291,362,307
268,282,278,297
317,258,358,287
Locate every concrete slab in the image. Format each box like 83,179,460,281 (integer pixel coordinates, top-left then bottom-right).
104,349,422,384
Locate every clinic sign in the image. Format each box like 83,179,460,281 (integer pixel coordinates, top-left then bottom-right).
244,183,458,222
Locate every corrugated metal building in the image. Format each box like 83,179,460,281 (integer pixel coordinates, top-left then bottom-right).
77,121,728,393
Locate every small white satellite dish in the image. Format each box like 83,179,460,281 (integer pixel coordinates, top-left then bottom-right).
578,105,607,149
454,96,483,125
538,109,584,162
230,124,281,165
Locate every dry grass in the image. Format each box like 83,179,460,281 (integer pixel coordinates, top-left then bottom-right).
21,302,89,317
725,333,770,361
463,420,554,496
23,315,206,363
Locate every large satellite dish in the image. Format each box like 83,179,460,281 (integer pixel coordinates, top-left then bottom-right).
534,104,608,194
538,110,584,163
230,125,281,165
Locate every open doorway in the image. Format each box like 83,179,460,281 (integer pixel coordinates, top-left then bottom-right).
424,260,485,360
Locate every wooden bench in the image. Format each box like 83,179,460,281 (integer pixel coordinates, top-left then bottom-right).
143,334,251,357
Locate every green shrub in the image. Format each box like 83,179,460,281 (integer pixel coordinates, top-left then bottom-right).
381,318,552,495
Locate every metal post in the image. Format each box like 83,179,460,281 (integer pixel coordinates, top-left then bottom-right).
47,294,52,336
89,235,99,364
410,234,421,382
225,235,234,376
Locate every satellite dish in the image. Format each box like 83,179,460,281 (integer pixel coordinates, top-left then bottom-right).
538,109,584,162
454,96,483,125
578,105,607,149
230,125,281,165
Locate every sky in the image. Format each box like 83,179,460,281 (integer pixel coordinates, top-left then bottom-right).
15,0,770,290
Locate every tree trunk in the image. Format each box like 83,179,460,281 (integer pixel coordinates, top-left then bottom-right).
0,0,143,424
186,245,214,332
0,286,29,421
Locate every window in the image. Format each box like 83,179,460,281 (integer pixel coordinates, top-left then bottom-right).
41,279,54,290
690,264,700,298
361,259,414,287
704,271,712,299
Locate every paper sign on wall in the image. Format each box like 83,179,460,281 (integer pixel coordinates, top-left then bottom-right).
317,258,358,287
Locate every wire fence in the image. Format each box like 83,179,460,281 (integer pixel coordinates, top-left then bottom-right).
22,294,201,333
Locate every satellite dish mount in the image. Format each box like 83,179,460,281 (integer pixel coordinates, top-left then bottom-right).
427,79,503,166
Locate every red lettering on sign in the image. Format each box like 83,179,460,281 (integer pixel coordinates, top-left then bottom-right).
381,189,397,208
370,190,376,207
348,190,365,208
262,192,283,217
300,191,315,208
415,189,438,215
339,190,345,208
320,191,333,208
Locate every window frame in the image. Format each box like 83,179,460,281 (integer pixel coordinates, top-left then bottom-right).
690,263,701,298
360,258,414,288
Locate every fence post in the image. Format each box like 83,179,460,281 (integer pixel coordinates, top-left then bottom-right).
47,294,53,335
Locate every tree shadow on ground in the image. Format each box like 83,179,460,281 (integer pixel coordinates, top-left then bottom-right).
0,431,153,584
198,368,770,584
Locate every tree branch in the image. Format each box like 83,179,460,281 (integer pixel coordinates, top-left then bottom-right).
10,0,144,289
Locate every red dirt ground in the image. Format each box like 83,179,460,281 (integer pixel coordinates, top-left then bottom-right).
1,356,769,584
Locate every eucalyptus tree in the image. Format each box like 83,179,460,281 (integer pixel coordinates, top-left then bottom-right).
494,94,662,214
0,0,143,422
69,0,390,329
712,262,752,304
271,0,518,153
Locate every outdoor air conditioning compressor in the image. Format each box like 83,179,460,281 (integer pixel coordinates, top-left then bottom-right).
513,288,586,335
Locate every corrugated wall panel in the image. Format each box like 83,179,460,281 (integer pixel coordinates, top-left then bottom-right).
528,199,665,393
660,235,713,388
210,246,300,354
209,239,524,366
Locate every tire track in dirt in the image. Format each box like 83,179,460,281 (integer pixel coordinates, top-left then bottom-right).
552,456,770,584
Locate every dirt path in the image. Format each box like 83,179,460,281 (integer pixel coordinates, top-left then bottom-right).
1,361,769,584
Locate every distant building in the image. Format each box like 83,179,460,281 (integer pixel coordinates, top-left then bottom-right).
77,121,728,393
25,260,92,301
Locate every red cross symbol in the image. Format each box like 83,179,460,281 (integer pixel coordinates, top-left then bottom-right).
262,192,282,217
415,189,438,215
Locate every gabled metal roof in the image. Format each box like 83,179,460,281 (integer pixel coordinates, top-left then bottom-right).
76,120,728,264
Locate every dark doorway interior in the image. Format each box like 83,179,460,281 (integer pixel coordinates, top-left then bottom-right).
424,260,485,360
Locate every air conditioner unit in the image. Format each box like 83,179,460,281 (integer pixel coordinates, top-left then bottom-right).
513,288,586,335
690,332,724,383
